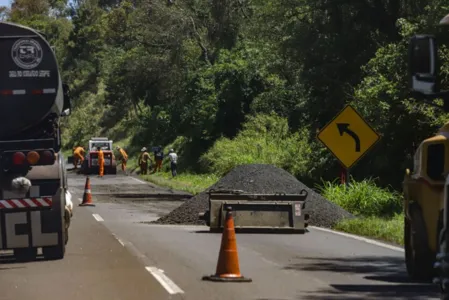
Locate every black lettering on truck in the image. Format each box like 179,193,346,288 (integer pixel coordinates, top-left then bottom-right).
0,211,59,249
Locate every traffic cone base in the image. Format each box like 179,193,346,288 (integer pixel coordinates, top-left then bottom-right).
202,207,252,283
79,176,95,207
202,274,252,282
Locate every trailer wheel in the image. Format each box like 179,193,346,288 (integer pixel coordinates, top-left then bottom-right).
14,248,37,262
404,216,434,281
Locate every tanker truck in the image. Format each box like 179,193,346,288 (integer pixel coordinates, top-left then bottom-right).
0,21,72,261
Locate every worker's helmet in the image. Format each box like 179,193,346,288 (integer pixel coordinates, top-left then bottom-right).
170,148,174,153
440,14,449,25
116,146,120,150
141,147,147,152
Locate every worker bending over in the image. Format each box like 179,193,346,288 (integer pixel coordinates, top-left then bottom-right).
116,146,129,174
139,147,151,175
97,146,105,178
73,146,85,169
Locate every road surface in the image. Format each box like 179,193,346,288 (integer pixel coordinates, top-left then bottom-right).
0,168,440,300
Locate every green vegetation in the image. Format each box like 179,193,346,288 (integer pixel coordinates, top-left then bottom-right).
142,172,219,195
317,178,404,246
199,114,313,180
4,0,448,245
316,178,403,218
334,214,404,246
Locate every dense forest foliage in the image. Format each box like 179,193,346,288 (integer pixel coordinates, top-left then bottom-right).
3,0,449,190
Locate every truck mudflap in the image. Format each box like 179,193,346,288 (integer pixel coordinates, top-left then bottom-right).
199,189,310,233
0,184,66,260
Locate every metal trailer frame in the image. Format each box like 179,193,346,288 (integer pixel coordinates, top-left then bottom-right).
199,189,310,233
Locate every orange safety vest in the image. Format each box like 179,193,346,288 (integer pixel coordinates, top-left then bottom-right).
74,146,85,156
98,149,104,162
119,148,128,161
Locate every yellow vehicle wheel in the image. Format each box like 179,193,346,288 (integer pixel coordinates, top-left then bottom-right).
404,216,434,281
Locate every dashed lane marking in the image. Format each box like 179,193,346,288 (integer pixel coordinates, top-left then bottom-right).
92,214,104,222
145,266,184,295
310,226,404,252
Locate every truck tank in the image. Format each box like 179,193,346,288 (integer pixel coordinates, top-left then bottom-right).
0,21,71,261
0,21,64,139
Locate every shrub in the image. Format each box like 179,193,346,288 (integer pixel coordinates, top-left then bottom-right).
199,113,313,178
334,213,404,245
316,177,403,217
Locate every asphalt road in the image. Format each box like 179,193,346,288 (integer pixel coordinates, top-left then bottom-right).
0,168,441,300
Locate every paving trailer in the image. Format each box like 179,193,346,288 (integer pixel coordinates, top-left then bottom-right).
198,189,310,233
0,21,72,261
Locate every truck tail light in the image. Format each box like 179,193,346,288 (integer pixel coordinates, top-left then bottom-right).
5,149,55,167
27,151,40,165
39,150,54,164
12,152,26,165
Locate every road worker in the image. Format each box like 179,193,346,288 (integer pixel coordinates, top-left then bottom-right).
73,146,85,169
167,149,178,177
139,147,151,175
97,146,105,178
153,145,164,173
116,146,129,174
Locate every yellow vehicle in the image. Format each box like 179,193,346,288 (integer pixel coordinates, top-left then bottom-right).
402,127,446,280
406,14,449,284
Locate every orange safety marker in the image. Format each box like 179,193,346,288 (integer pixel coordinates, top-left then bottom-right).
202,207,252,282
79,176,95,207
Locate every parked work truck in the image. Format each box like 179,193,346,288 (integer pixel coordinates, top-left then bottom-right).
0,21,72,261
81,137,117,175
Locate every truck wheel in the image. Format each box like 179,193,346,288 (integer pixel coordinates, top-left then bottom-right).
42,244,65,260
404,216,434,281
14,248,37,262
43,211,66,260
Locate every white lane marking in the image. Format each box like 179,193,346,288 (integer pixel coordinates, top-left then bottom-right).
310,226,404,252
145,266,184,295
111,233,125,247
130,177,147,184
92,214,104,222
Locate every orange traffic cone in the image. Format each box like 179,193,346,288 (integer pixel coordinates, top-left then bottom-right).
79,176,95,207
202,207,252,282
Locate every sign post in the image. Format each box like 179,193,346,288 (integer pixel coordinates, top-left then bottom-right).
340,165,349,186
316,105,381,183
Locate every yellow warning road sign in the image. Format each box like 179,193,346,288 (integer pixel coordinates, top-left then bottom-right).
317,105,381,169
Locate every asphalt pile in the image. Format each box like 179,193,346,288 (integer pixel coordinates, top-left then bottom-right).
152,164,355,228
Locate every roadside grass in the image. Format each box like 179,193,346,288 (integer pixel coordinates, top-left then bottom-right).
333,213,404,246
141,172,219,195
317,177,404,246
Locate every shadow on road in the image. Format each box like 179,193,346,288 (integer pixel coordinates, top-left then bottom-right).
285,256,439,299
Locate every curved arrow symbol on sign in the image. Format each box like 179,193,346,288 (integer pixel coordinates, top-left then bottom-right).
337,123,360,152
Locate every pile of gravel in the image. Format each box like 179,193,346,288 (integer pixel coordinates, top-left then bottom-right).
152,164,355,228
